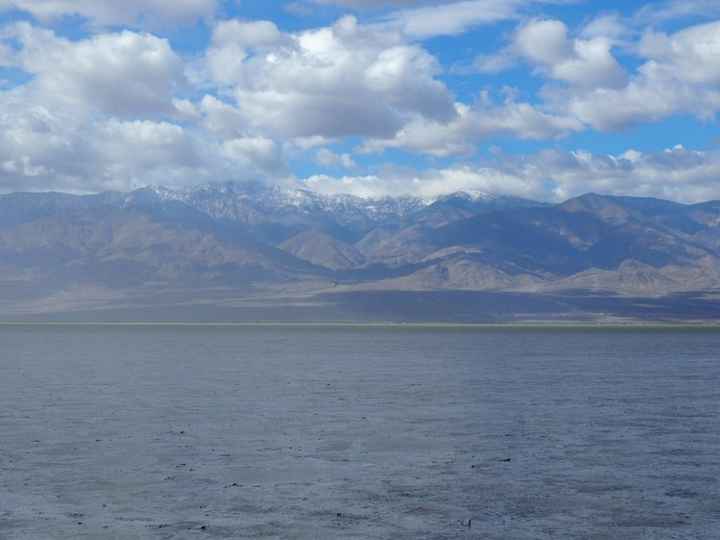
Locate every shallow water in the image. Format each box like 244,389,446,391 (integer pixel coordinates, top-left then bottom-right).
1,325,719,539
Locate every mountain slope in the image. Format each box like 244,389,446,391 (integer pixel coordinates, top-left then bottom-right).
280,230,365,270
2,184,720,319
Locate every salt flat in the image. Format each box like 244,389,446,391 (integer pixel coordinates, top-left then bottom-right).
1,326,719,539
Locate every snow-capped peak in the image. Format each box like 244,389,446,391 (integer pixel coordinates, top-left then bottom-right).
121,182,511,225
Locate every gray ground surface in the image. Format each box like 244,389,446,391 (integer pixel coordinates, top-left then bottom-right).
1,326,719,538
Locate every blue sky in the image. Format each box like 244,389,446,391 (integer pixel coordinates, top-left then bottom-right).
0,0,718,201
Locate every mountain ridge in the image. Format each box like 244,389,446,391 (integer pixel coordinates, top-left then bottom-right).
2,182,720,321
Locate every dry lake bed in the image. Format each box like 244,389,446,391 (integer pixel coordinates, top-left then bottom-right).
1,325,719,538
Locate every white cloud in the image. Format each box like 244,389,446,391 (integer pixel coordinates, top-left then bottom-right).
519,146,720,203
97,119,197,164
0,2,719,200
377,0,527,38
362,99,582,156
0,0,216,27
471,17,720,132
308,0,437,7
304,145,720,203
580,13,630,42
0,27,288,197
514,19,627,88
468,49,517,74
304,166,538,199
466,17,628,88
634,0,720,25
0,102,289,193
212,20,285,48
91,119,206,188
200,15,456,139
316,148,357,168
10,24,184,118
198,95,249,137
305,173,392,198
558,20,720,130
0,92,98,192
639,21,720,85
222,136,287,176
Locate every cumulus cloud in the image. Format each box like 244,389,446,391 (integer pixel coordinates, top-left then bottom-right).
196,11,601,158
634,0,720,25
0,97,191,193
0,0,718,201
638,22,720,85
212,19,286,49
478,18,627,88
304,0,524,21
200,15,456,140
580,13,631,42
377,0,528,38
8,23,184,118
0,0,216,27
519,146,720,202
0,25,287,193
304,145,720,203
304,166,546,199
92,119,207,187
471,16,720,132
308,0,437,7
362,98,582,156
558,20,720,130
518,20,626,88
221,136,288,176
316,148,357,168
0,93,288,193
468,50,517,74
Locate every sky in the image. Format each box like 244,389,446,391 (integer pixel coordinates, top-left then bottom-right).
0,0,718,202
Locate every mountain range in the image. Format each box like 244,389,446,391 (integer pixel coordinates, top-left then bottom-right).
2,181,720,322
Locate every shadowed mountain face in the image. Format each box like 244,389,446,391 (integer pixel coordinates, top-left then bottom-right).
2,183,720,319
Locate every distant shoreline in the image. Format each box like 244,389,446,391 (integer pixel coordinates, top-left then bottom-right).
2,320,720,329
